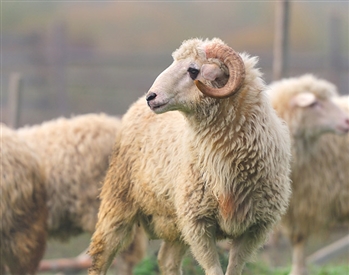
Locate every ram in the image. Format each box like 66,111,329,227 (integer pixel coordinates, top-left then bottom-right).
268,76,349,275
0,124,48,275
17,113,146,275
88,38,292,275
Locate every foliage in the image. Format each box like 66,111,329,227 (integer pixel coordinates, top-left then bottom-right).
132,255,159,275
134,246,229,275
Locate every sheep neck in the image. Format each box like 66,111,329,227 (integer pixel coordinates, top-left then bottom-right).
291,131,326,164
183,86,264,219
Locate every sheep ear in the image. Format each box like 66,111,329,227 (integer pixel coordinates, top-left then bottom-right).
201,64,225,81
291,92,317,107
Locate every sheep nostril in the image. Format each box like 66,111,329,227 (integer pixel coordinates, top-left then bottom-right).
146,92,157,102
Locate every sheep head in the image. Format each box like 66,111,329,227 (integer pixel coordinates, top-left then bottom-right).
269,75,349,139
146,38,245,114
289,92,349,136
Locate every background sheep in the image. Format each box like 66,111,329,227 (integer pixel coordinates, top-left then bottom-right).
0,124,48,275
17,113,146,275
315,95,349,224
88,38,291,275
267,75,349,275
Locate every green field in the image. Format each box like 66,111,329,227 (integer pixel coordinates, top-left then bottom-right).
133,252,348,275
134,255,349,275
44,231,348,275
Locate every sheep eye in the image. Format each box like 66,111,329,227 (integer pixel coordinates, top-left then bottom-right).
188,67,199,80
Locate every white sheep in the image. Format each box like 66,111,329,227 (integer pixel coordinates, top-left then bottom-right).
0,124,48,275
88,38,292,275
17,113,147,275
267,75,349,275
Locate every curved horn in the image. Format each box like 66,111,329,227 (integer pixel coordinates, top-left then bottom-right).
194,43,245,99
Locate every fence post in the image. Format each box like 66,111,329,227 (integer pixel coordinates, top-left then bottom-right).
273,0,290,81
7,72,23,128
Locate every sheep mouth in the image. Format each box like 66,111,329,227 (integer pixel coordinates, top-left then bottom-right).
148,101,169,112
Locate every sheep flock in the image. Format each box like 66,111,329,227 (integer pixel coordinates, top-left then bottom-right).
2,37,349,275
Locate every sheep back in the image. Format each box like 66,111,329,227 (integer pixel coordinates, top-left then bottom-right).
17,113,121,240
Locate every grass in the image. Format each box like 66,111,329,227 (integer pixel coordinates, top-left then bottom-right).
43,232,348,275
133,252,349,275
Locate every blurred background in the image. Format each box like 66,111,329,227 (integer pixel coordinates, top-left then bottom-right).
1,1,348,127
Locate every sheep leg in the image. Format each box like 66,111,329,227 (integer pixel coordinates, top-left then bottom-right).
226,225,269,275
158,241,188,275
188,236,223,275
116,226,147,275
5,239,45,275
289,238,308,275
4,216,47,275
181,222,224,275
88,203,138,275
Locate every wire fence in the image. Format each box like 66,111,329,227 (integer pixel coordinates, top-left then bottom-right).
2,20,348,128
